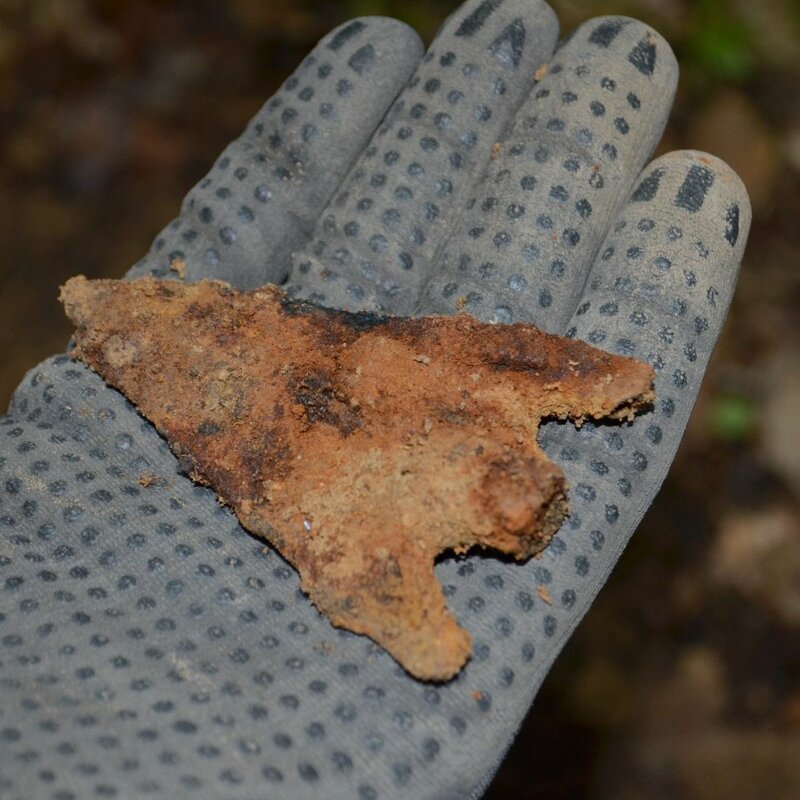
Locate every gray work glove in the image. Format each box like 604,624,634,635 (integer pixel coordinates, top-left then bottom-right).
0,2,751,799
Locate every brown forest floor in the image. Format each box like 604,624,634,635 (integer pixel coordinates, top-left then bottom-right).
1,2,799,798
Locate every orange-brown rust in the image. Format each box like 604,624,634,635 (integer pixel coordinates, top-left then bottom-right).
60,276,655,681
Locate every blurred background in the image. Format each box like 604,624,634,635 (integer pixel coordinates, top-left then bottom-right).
1,0,798,797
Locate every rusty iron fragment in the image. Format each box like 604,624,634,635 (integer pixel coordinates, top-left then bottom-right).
61,276,654,680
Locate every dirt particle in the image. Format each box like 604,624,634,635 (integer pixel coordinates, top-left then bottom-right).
138,471,159,487
169,257,186,279
537,584,553,604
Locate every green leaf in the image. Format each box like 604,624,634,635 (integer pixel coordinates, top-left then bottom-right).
708,393,758,442
686,0,756,81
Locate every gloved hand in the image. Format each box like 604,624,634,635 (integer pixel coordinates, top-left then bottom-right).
0,2,750,799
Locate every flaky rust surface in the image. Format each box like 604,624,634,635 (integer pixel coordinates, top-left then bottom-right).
60,276,654,680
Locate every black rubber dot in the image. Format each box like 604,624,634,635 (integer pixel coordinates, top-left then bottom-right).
575,198,593,218
420,136,439,152
602,142,617,160
332,750,353,773
493,232,511,249
219,227,236,245
539,261,559,285
507,272,528,293
468,595,485,612
273,732,292,749
298,763,319,782
393,762,412,785
481,574,502,592
461,129,478,148
254,184,272,203
262,766,283,782
363,731,384,754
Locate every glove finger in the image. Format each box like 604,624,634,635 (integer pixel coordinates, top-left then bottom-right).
125,17,424,289
284,0,560,313
416,16,678,328
520,150,750,735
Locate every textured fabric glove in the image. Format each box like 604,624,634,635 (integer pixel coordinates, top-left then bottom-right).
0,2,751,799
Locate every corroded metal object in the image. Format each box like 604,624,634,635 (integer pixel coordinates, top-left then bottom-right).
61,276,654,680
